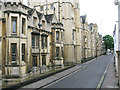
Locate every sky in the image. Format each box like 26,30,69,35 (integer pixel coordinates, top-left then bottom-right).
80,0,118,37
23,0,118,37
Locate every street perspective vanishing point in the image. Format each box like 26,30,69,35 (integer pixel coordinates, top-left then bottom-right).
0,0,119,89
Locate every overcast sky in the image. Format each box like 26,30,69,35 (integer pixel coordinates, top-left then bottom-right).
23,0,118,37
80,0,118,37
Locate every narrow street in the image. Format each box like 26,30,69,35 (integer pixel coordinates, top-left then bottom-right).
43,54,113,88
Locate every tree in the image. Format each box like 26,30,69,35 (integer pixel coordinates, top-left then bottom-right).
103,35,114,51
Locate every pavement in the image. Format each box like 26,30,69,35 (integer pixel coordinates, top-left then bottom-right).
18,54,118,89
19,57,96,89
101,55,119,88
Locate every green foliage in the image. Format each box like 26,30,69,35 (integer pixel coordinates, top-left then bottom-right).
103,35,114,51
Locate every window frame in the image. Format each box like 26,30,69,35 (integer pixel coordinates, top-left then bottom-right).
22,18,26,35
11,43,17,62
36,36,39,48
32,56,37,67
72,30,74,40
22,44,25,62
11,17,17,34
41,36,44,49
56,31,59,42
32,35,35,48
51,4,54,10
41,6,44,11
45,36,47,48
56,47,59,57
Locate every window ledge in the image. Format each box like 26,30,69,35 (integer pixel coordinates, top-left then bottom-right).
11,33,17,35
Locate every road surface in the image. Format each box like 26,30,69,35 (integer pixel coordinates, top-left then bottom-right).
44,54,113,88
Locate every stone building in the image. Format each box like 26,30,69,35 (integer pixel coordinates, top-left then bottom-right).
80,15,89,60
0,0,104,80
29,0,81,64
81,18,103,61
1,1,64,78
89,23,99,58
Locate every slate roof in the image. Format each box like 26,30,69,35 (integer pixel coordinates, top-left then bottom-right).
80,15,86,24
45,14,54,23
89,25,92,30
37,11,43,19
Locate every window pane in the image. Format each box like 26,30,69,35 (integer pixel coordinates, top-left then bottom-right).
72,31,74,40
22,18,25,34
12,18,17,33
41,6,44,11
61,47,63,57
51,4,54,9
56,31,59,41
11,43,17,61
56,47,59,57
0,36,1,42
41,36,44,49
42,56,46,65
33,56,37,67
45,37,47,48
32,36,35,48
22,44,25,61
36,36,39,48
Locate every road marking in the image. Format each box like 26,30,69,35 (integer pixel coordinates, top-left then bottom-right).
96,58,112,90
37,65,87,89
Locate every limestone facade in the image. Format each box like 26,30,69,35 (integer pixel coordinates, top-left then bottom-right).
0,0,104,78
1,2,64,77
29,0,81,65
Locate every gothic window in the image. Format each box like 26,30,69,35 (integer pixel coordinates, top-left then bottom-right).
0,36,1,42
51,4,54,10
56,31,59,41
22,18,26,35
32,35,35,48
32,35,39,49
22,44,25,61
56,47,59,57
12,17,17,33
41,36,48,49
45,36,47,48
41,6,44,11
61,32,63,41
11,43,17,61
36,36,39,48
61,47,63,57
33,56,37,67
72,31,74,40
42,56,46,65
41,36,44,49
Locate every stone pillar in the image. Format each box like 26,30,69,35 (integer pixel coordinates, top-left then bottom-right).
53,30,56,59
59,31,62,58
